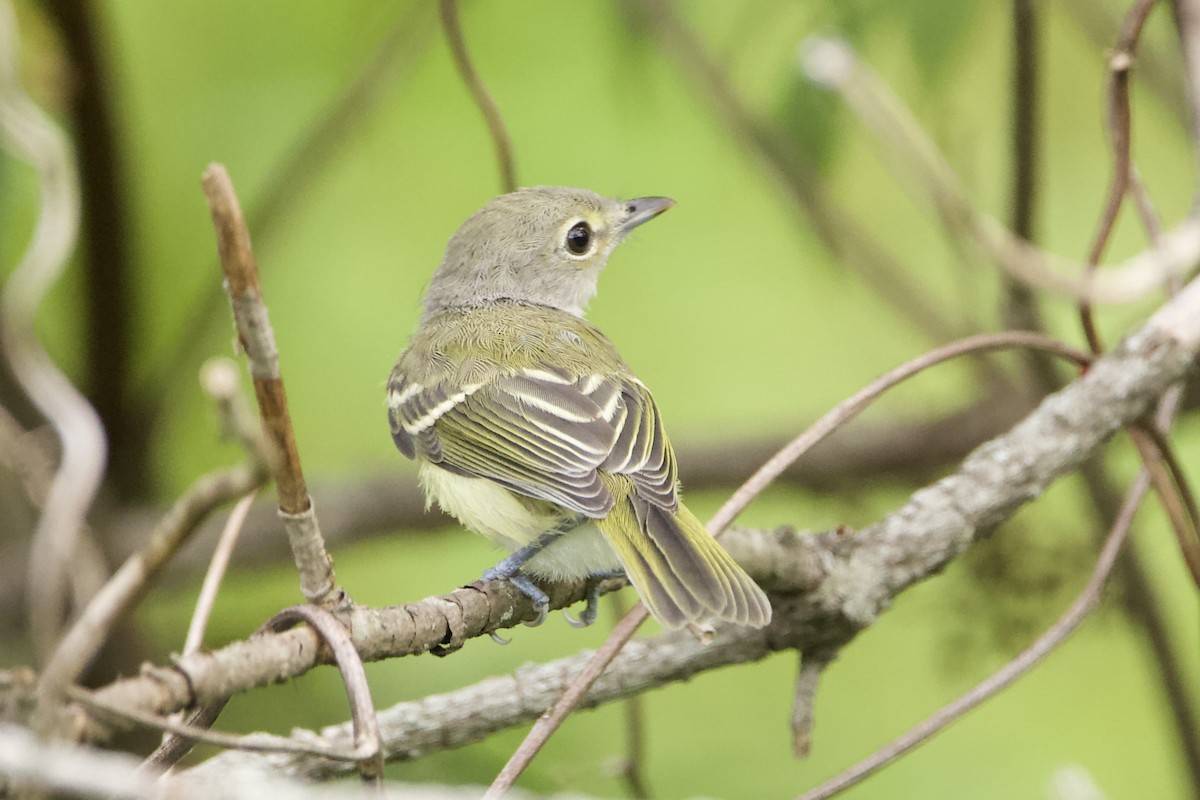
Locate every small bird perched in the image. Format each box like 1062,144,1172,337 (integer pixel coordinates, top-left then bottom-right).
387,186,771,630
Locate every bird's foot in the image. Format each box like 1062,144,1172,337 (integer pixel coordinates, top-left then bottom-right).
481,565,550,627
564,570,625,628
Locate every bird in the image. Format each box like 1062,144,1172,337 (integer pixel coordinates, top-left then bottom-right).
386,186,771,630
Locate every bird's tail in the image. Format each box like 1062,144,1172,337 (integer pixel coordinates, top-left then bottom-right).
597,493,772,628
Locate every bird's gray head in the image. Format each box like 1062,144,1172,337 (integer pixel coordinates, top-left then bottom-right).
422,186,674,318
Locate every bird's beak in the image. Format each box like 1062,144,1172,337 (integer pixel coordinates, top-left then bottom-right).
620,196,676,232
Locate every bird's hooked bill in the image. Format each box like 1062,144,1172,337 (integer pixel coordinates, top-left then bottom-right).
621,196,676,232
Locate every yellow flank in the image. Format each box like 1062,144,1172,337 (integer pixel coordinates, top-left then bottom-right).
419,463,624,581
419,463,562,552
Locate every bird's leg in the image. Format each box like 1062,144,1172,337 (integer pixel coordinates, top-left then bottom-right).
480,530,561,626
564,568,627,628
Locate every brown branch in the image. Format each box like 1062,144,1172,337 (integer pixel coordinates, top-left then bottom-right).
202,164,339,607
1176,0,1200,173
439,0,518,193
1060,0,1188,129
1080,0,1161,353
263,606,384,785
608,592,652,800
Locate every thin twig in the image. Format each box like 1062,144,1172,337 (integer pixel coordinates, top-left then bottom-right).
1080,0,1160,353
799,37,1200,305
1059,0,1188,129
485,605,650,799
202,163,340,607
262,606,385,784
183,489,258,656
70,687,365,762
485,332,1093,796
0,723,415,800
607,592,652,799
0,0,105,669
795,471,1150,800
707,332,1090,536
1128,423,1200,585
1176,0,1200,175
439,0,518,193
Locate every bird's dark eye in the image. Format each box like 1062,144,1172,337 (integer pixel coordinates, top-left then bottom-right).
565,222,592,255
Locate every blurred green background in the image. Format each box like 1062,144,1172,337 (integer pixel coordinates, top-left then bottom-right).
2,0,1199,797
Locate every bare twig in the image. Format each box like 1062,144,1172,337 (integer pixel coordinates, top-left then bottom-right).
262,606,384,784
202,164,340,607
1059,0,1188,129
795,470,1150,800
0,0,105,668
439,0,518,192
800,37,1200,305
36,364,271,699
707,332,1090,535
71,687,367,763
484,605,649,799
791,651,834,759
486,332,1092,795
607,592,652,800
1080,0,1161,353
1176,0,1200,173
1128,423,1200,585
184,488,258,655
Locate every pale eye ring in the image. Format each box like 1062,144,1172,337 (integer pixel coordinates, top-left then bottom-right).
565,221,593,255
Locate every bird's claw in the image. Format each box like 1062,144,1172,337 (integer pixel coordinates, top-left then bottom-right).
563,608,592,628
504,572,550,627
563,572,613,628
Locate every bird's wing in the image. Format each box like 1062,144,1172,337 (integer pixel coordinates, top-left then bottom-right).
387,366,678,518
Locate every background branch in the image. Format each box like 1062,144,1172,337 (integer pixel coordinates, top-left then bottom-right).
0,0,105,668
439,0,517,193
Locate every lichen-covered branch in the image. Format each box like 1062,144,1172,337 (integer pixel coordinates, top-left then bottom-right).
76,274,1200,759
